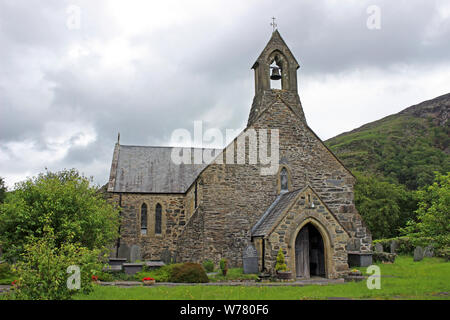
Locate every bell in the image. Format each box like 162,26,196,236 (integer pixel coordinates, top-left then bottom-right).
270,66,282,80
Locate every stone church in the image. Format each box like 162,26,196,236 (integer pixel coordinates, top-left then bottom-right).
107,30,372,279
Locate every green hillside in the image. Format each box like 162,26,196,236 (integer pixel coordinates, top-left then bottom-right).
326,93,450,190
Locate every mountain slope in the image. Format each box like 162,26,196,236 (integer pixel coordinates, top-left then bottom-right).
325,93,450,189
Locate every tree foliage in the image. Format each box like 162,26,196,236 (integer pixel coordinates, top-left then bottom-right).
354,172,416,239
401,172,450,250
0,169,120,262
0,177,6,204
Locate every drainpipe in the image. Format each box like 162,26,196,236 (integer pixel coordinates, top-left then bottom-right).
115,193,122,258
261,238,265,272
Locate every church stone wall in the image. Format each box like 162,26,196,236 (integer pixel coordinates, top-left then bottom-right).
112,193,186,260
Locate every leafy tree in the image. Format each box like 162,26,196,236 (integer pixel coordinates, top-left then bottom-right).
401,172,450,250
0,169,120,262
354,172,416,239
0,177,6,204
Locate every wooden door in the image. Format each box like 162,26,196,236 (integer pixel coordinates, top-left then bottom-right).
295,226,310,278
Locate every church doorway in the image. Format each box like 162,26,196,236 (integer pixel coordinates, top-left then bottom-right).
295,223,326,278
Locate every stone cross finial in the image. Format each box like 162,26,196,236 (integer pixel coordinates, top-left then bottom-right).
271,17,277,32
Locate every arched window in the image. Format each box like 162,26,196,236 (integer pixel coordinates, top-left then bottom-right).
155,203,162,234
140,203,147,235
280,167,288,192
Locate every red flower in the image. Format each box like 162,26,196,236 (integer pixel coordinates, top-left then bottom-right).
11,280,17,286
92,275,99,281
142,277,155,281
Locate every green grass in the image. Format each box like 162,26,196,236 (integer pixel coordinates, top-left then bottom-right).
208,268,259,282
74,256,450,300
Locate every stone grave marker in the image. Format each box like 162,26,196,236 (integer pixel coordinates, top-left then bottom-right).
424,245,434,258
390,240,398,254
130,245,142,263
375,243,383,253
243,245,258,274
118,244,130,262
414,246,424,262
161,249,172,265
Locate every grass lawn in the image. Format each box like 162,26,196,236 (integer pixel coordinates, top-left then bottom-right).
75,256,450,300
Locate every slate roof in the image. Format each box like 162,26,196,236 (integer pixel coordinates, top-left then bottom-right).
109,144,221,193
251,188,304,237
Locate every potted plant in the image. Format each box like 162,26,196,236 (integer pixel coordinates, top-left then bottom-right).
219,258,228,276
275,249,292,280
142,277,156,285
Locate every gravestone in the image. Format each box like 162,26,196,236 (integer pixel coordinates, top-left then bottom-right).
375,243,383,253
414,246,424,262
161,249,172,265
243,245,258,274
118,244,130,262
424,245,434,258
390,240,398,254
130,245,142,262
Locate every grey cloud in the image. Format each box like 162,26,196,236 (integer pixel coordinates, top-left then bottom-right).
0,0,449,187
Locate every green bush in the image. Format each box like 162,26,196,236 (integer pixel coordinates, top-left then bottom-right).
171,263,209,283
135,264,181,282
0,262,11,278
219,258,228,276
202,259,214,273
96,271,114,282
7,227,102,300
0,262,15,285
275,248,287,272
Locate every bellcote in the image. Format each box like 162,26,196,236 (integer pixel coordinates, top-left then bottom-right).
252,30,300,93
247,30,305,126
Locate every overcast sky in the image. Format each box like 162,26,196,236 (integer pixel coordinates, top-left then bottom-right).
1,0,449,189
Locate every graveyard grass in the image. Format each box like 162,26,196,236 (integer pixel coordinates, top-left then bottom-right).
75,256,450,300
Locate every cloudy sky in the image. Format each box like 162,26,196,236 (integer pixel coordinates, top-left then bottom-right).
1,0,449,189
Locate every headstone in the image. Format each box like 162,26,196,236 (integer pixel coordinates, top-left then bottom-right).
390,240,398,254
375,243,383,253
414,246,424,262
161,249,172,265
130,245,142,263
118,244,130,262
243,245,259,274
424,245,434,258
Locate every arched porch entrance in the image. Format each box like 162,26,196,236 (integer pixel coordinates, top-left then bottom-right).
295,223,326,278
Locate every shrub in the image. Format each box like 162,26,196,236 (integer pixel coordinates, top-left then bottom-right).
202,259,214,273
0,262,15,285
135,264,181,282
7,227,102,300
275,249,287,272
171,263,209,283
219,258,228,276
96,271,114,282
